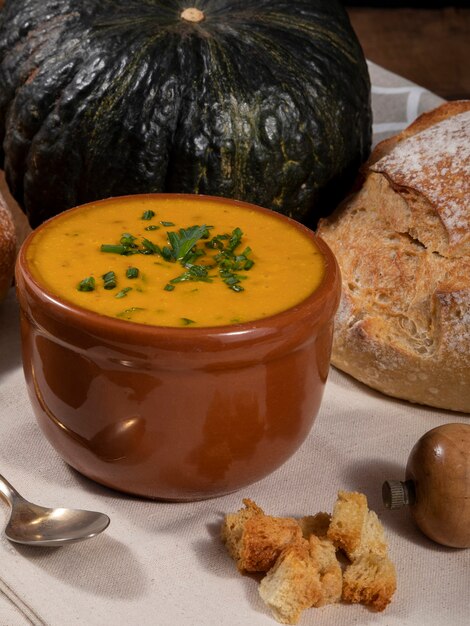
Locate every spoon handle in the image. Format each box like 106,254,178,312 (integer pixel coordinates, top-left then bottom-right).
0,474,24,508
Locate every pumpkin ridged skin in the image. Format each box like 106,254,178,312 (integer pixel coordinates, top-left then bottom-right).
0,0,371,227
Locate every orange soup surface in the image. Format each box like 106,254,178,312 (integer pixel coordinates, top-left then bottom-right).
27,196,325,327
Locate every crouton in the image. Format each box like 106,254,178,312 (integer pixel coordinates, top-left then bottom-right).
221,499,302,572
327,491,387,560
343,553,397,611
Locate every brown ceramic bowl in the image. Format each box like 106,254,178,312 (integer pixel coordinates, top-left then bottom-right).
15,194,340,500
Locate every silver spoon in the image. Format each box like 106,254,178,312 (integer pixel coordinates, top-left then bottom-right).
0,473,110,547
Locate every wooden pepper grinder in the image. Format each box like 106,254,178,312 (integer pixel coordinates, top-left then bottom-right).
383,423,470,548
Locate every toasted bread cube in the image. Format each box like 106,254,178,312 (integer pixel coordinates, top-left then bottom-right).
308,534,342,607
259,541,323,624
299,512,331,539
343,553,397,611
327,491,387,560
221,499,302,572
221,498,264,564
259,534,342,624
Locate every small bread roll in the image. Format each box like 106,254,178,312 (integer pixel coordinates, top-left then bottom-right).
317,101,470,413
0,189,16,303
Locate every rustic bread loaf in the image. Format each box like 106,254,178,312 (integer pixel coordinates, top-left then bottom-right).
317,101,470,412
0,189,16,303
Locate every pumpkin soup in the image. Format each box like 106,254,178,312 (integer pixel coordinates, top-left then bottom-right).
26,196,325,327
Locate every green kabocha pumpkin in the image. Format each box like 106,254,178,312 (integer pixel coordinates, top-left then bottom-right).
0,0,371,227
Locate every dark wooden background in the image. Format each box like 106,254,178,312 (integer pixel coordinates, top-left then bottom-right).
345,3,469,100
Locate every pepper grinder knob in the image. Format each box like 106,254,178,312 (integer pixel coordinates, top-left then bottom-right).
382,480,415,509
382,423,470,548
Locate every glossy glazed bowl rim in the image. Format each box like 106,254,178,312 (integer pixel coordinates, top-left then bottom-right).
16,193,340,345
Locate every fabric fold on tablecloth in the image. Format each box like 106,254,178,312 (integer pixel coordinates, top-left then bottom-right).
0,577,47,626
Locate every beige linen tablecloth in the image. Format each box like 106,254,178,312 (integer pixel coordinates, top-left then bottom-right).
1,63,469,626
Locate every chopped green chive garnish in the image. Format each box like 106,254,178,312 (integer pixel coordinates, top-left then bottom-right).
170,264,212,285
96,220,253,300
100,243,128,255
181,318,195,325
205,233,229,249
228,227,243,252
162,226,253,293
101,233,139,255
223,275,240,286
141,238,160,255
167,225,212,262
102,271,117,290
77,276,95,292
206,228,254,292
120,233,137,247
115,287,132,299
161,246,173,261
184,247,205,265
126,267,139,279
116,307,145,319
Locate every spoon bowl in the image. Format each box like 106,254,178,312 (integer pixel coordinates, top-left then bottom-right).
0,473,110,547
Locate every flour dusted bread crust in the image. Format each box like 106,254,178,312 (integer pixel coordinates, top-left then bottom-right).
0,189,16,303
317,101,470,412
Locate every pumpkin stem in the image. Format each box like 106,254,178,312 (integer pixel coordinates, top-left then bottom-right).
180,8,205,23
